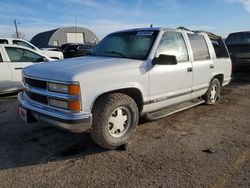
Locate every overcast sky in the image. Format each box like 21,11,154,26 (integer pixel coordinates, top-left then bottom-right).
0,0,250,40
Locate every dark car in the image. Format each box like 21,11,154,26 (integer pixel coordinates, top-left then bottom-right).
61,43,95,59
226,32,250,72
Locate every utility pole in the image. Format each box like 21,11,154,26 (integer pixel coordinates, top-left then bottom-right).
75,17,77,43
14,20,19,38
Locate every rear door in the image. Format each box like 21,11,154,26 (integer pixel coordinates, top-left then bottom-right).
4,47,44,89
187,33,214,98
0,47,12,92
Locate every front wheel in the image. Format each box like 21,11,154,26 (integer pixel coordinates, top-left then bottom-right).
90,93,139,149
203,78,221,105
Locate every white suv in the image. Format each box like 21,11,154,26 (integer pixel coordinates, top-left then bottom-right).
0,38,64,59
18,27,231,149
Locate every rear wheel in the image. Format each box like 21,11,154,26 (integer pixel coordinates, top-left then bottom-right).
90,93,139,149
203,78,221,105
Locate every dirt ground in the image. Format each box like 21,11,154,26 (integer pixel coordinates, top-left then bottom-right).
0,74,249,188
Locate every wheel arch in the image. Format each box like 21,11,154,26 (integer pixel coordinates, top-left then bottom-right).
91,87,144,113
212,73,224,86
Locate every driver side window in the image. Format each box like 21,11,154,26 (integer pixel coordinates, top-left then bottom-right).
5,47,43,62
155,31,188,62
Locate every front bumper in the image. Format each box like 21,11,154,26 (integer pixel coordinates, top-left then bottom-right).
17,92,92,133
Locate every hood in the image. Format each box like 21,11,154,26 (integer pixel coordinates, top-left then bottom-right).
23,56,143,81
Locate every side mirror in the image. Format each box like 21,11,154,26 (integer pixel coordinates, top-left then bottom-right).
153,54,177,65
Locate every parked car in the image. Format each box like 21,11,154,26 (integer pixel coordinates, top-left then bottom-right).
0,44,52,94
226,32,250,72
61,43,95,58
18,27,231,149
0,38,64,60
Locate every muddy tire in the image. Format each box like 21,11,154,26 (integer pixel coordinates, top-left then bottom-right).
90,93,139,149
203,78,221,105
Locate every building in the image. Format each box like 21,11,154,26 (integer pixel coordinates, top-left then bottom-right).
30,26,99,48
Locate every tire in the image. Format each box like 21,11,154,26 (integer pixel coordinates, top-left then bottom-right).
90,93,139,149
203,78,221,105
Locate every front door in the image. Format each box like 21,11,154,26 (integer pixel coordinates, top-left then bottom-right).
0,50,12,93
148,31,193,111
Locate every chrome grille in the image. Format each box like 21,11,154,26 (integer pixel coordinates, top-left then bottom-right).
25,77,47,89
25,90,48,104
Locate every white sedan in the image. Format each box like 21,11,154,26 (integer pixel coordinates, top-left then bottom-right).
0,44,52,94
0,38,64,60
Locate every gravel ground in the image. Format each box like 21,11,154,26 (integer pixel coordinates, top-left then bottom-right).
0,75,249,188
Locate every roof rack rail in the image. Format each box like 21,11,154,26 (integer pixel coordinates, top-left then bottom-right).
177,26,192,32
177,26,221,39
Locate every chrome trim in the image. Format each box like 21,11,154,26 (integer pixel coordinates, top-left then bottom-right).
144,86,208,105
23,91,79,114
192,86,208,92
22,74,82,112
144,90,191,105
25,84,81,101
22,73,79,85
168,91,191,99
18,92,91,122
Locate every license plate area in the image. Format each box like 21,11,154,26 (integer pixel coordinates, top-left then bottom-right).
18,105,27,122
18,105,37,123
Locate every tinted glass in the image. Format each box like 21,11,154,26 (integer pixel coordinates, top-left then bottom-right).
188,33,210,61
13,40,34,49
226,32,250,45
5,47,43,62
155,31,188,62
0,39,8,44
92,31,159,60
211,38,229,58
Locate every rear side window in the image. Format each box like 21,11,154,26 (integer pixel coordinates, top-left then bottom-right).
188,33,210,61
226,32,250,45
0,39,8,44
210,38,229,58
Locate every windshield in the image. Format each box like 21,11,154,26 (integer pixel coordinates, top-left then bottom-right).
226,32,250,45
92,30,159,60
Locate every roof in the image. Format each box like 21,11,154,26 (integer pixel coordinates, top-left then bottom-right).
110,27,174,34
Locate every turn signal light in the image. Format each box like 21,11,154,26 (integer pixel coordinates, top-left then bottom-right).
69,100,81,111
69,84,80,95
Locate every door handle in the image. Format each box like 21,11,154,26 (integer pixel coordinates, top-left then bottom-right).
15,67,23,70
209,64,214,69
187,67,193,72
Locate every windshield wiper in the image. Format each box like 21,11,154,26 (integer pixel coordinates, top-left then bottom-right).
104,51,128,58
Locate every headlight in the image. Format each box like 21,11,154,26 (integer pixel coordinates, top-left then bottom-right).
48,82,80,95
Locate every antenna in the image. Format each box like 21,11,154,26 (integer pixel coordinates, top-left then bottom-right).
75,17,77,43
